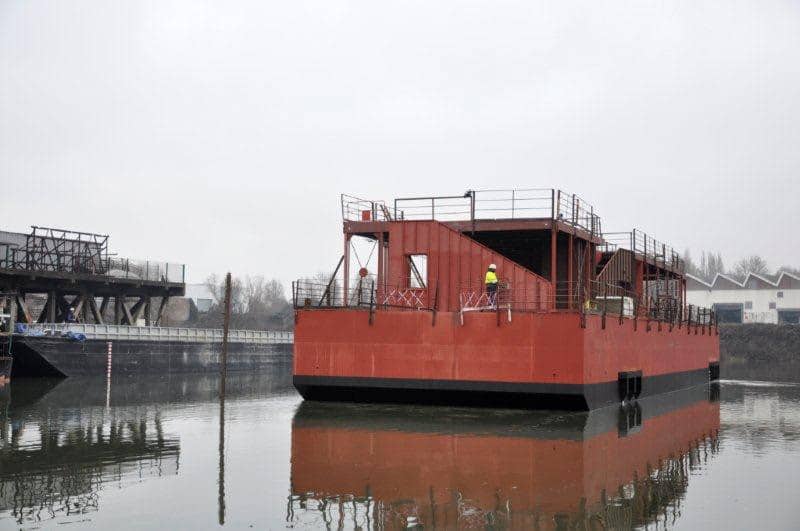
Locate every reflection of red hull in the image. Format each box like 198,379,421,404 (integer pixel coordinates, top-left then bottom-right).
290,388,721,529
294,309,720,409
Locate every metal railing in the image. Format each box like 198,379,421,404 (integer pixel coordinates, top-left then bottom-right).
293,277,716,330
600,229,684,273
293,280,432,311
0,248,186,283
341,189,602,234
388,189,602,234
341,194,393,222
20,323,293,344
459,280,551,312
393,195,473,222
458,279,715,326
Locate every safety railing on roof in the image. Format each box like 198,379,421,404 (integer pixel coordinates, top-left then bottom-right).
20,323,293,344
341,195,394,222
388,189,602,234
341,189,602,234
600,229,684,274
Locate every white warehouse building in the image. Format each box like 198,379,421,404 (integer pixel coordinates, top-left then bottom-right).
686,272,800,324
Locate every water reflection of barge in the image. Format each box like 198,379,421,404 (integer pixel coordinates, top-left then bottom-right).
289,385,721,529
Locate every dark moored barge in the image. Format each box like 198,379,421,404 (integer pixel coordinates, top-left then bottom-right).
3,324,292,377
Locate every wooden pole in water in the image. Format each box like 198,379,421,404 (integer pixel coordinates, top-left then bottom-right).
218,272,232,526
221,272,232,386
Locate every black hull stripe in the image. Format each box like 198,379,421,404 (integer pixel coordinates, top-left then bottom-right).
294,368,712,411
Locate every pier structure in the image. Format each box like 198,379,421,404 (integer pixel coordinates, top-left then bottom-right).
0,226,185,326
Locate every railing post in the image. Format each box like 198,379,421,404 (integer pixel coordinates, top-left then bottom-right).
572,194,580,225
469,191,476,231
601,281,607,329
701,308,706,335
556,190,561,218
369,280,375,325
432,283,439,326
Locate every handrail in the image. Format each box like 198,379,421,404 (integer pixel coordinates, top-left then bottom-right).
20,323,293,344
600,229,684,273
0,249,186,283
341,194,393,222
293,279,431,311
385,188,602,234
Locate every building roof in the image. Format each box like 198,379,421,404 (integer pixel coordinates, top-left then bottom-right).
686,271,800,291
184,283,216,301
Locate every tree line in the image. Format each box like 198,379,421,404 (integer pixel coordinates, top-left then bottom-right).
683,250,800,283
195,274,293,331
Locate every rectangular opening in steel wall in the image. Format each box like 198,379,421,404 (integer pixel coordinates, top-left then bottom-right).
408,255,427,288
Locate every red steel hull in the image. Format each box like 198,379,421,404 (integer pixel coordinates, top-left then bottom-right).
293,309,720,410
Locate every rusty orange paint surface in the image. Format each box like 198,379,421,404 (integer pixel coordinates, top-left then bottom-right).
294,309,720,385
381,221,551,312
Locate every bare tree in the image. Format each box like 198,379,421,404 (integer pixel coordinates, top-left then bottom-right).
199,274,292,330
684,249,725,282
683,249,700,278
731,255,769,282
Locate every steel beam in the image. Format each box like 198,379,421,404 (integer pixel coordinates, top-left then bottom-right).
16,294,32,324
155,296,169,326
89,296,104,324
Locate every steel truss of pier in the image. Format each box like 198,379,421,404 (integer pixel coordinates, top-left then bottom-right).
1,226,185,326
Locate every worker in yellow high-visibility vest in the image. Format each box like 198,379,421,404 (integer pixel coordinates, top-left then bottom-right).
485,263,499,307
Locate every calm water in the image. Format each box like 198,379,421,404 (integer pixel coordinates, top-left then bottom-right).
1,362,799,530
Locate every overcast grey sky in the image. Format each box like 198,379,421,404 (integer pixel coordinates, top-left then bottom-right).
2,0,799,286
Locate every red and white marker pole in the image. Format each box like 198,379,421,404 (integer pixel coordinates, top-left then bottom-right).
105,341,113,408
106,341,113,377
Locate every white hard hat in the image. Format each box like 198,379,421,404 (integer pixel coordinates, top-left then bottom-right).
489,263,497,270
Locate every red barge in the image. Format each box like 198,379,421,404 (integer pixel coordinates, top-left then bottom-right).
293,189,720,410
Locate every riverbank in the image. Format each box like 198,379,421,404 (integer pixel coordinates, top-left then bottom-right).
721,324,800,382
